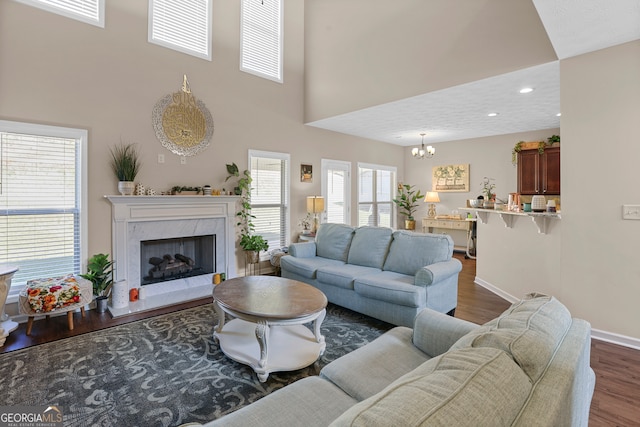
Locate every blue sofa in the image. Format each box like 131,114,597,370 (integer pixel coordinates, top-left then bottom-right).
280,223,462,327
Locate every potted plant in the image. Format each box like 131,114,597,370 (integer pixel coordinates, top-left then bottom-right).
480,177,496,208
80,253,114,313
392,184,424,230
226,163,269,264
110,142,142,195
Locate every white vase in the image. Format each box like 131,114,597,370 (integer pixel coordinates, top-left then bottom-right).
112,279,129,309
118,181,135,196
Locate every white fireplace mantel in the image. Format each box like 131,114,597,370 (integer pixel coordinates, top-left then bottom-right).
105,195,239,317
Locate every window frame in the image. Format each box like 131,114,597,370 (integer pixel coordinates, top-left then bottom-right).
148,0,212,61
0,120,88,303
248,149,290,258
14,0,105,27
357,162,397,228
240,0,283,83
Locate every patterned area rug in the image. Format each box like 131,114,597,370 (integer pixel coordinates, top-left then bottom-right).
0,303,392,427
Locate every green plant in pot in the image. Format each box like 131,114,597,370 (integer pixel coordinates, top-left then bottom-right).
110,142,142,195
226,162,269,265
392,184,424,230
80,253,113,313
480,177,496,208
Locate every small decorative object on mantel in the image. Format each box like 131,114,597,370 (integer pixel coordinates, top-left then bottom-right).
152,74,214,157
110,141,142,196
392,183,424,230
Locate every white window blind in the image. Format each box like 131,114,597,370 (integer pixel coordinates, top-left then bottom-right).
0,121,86,301
149,0,212,61
249,150,289,256
358,163,396,228
14,0,105,27
240,0,283,83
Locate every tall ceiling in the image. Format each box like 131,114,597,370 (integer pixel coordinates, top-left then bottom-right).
307,0,640,146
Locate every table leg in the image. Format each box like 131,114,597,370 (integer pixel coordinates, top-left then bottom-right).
212,300,225,341
26,316,34,336
313,309,327,356
67,311,74,331
255,321,270,382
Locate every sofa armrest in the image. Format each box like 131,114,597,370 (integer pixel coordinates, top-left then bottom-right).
289,242,317,258
414,258,462,287
412,308,479,357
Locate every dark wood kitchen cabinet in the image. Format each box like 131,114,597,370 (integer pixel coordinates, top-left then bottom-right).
517,147,560,195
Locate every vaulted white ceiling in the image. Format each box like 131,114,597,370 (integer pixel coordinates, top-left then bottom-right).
307,0,640,146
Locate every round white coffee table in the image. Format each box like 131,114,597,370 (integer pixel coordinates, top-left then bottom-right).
213,276,327,382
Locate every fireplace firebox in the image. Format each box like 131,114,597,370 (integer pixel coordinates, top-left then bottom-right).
140,234,215,285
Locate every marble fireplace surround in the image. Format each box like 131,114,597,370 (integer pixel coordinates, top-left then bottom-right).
105,195,239,317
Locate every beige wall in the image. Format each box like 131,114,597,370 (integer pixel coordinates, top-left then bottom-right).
0,0,403,269
560,40,640,343
304,0,556,122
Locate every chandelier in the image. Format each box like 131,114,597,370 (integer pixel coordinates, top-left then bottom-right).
411,133,435,159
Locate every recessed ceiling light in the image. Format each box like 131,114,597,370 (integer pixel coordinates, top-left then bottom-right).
556,113,562,117
487,113,499,117
519,87,534,94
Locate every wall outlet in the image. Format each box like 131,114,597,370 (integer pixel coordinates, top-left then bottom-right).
181,156,187,165
622,205,640,220
157,154,165,164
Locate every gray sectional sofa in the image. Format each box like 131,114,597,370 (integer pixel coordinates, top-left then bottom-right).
280,223,462,327
194,293,595,426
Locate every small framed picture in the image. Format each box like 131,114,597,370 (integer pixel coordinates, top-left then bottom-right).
301,164,313,183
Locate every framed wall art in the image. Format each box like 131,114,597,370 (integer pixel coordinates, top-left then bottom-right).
432,164,470,192
301,164,313,182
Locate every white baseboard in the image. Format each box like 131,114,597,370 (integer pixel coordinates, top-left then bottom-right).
474,276,640,351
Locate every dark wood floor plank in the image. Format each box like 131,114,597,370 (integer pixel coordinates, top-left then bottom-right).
1,253,639,425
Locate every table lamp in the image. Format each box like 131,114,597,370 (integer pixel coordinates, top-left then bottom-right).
306,196,325,234
424,191,440,218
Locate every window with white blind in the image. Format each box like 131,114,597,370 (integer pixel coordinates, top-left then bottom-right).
357,163,397,228
240,0,283,83
0,121,87,302
321,159,351,225
148,0,212,61
15,0,105,27
249,150,289,256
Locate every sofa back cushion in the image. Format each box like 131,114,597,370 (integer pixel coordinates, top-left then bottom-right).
330,347,532,427
382,231,454,275
315,223,355,262
450,293,572,383
347,226,393,268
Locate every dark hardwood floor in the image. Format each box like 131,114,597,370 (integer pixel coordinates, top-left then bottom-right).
1,253,638,425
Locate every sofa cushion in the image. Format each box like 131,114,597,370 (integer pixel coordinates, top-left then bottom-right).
320,326,431,402
353,272,423,307
280,256,345,279
315,223,355,262
330,347,532,427
450,293,572,382
347,226,393,268
383,231,454,276
202,376,358,427
316,264,381,290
